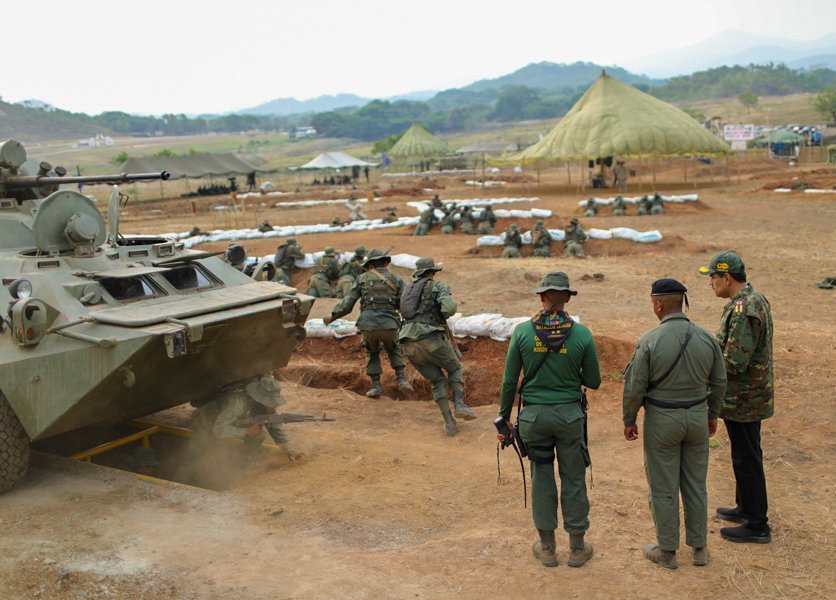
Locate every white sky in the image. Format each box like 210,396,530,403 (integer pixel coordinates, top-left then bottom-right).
4,0,834,115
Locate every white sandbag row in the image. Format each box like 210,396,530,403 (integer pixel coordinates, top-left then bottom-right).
464,180,507,187
407,197,541,212
576,193,699,206
235,189,290,199
253,250,423,271
477,227,663,246
774,188,836,194
265,197,383,207
381,169,477,177
304,313,579,342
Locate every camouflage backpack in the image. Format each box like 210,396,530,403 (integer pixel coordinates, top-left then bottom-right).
400,277,432,320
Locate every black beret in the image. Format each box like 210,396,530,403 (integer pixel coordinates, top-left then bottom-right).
651,278,687,296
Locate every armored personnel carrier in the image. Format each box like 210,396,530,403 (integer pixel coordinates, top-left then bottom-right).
0,140,313,492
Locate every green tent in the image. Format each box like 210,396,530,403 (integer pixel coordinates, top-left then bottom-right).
119,154,263,180
388,124,446,158
517,72,730,160
754,129,804,146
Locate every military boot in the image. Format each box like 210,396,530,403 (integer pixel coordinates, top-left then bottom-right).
366,375,382,398
452,390,477,421
568,533,593,567
395,367,413,392
441,410,458,437
533,530,558,567
643,544,677,570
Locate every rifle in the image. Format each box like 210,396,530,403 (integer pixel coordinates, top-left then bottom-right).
443,319,463,360
233,413,336,428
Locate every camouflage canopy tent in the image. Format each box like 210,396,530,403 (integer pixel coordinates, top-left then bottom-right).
516,72,731,161
119,154,264,180
388,124,446,158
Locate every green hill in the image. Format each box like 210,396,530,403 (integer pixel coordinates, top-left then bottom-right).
0,100,112,142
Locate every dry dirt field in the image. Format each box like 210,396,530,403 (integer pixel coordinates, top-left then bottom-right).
1,160,834,599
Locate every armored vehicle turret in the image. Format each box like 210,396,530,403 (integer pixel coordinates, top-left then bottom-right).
0,140,314,492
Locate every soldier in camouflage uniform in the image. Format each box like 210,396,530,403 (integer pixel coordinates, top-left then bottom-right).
326,250,413,397
257,219,274,233
623,278,727,569
531,220,553,257
636,195,653,216
440,208,456,234
399,257,477,436
414,207,436,236
273,238,305,286
459,206,475,235
478,205,497,234
651,193,665,215
701,251,774,544
306,247,340,298
563,218,588,258
612,195,627,216
336,246,366,298
502,223,523,258
582,198,598,218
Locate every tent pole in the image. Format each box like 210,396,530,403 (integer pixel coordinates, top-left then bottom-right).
566,160,571,185
683,156,687,182
638,157,643,194
537,160,541,186
693,154,697,190
652,156,657,186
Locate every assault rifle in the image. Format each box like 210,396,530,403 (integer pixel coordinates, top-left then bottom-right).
233,413,336,428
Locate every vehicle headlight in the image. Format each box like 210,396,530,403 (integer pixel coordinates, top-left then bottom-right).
9,279,33,299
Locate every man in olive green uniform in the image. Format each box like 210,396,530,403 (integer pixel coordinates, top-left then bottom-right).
306,247,340,298
459,206,475,235
502,223,523,258
414,207,435,236
582,198,598,218
701,251,774,544
274,238,305,286
612,195,627,216
257,219,274,233
440,208,455,234
531,220,552,257
336,246,366,298
478,205,497,234
563,218,588,258
651,193,665,215
497,272,600,568
636,195,652,216
326,250,413,397
623,278,726,569
399,258,477,436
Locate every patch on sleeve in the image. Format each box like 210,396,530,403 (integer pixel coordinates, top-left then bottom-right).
734,300,744,314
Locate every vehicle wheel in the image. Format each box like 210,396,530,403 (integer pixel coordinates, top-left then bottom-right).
0,393,29,493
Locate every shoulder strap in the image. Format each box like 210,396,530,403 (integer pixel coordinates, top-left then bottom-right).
647,323,694,390
368,269,398,293
515,349,550,419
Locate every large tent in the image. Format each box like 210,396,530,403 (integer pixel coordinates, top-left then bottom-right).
388,124,446,158
296,151,378,170
517,72,731,160
456,140,510,154
119,154,263,180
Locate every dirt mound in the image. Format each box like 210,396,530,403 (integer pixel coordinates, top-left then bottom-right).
282,334,634,406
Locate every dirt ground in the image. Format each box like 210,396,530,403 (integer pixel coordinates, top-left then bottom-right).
1,161,834,599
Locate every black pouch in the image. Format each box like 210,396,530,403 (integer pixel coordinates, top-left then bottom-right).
512,423,529,457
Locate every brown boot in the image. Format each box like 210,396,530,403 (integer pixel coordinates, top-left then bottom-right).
453,390,477,421
568,533,593,567
533,530,558,567
692,547,709,566
644,544,677,570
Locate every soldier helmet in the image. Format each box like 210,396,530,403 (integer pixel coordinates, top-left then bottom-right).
245,375,286,408
323,247,336,257
355,246,367,256
286,238,297,245
509,223,519,230
535,220,544,226
226,244,246,266
362,249,391,267
413,257,442,277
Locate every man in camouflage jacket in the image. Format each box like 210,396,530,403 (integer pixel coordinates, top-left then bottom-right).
701,251,774,544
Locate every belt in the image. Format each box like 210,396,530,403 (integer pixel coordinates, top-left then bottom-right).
644,397,706,410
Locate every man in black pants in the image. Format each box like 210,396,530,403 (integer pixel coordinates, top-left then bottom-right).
701,251,774,544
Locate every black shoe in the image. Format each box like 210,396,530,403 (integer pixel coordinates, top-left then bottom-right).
716,506,747,524
720,524,771,544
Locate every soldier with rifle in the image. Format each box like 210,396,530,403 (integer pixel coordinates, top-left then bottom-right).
273,238,305,286
398,257,477,436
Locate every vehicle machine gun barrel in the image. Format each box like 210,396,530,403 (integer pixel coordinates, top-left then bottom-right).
4,171,169,190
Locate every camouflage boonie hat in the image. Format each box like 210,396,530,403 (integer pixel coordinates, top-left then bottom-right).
355,246,366,256
509,223,519,230
323,247,336,257
286,238,297,245
700,250,745,276
362,249,391,267
413,257,442,277
535,219,544,226
245,375,286,408
533,271,577,296
569,217,579,225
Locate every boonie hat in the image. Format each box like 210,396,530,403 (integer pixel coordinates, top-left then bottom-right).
362,249,391,267
413,257,442,277
323,247,336,256
355,246,366,255
286,238,297,245
570,217,579,225
533,271,577,296
700,251,745,276
246,375,286,408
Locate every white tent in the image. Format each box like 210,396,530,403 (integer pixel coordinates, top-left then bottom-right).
296,151,379,170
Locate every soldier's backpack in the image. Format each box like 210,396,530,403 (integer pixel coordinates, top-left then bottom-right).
273,244,288,267
362,270,399,310
400,277,431,319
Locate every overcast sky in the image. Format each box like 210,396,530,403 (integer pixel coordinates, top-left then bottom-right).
4,0,834,115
